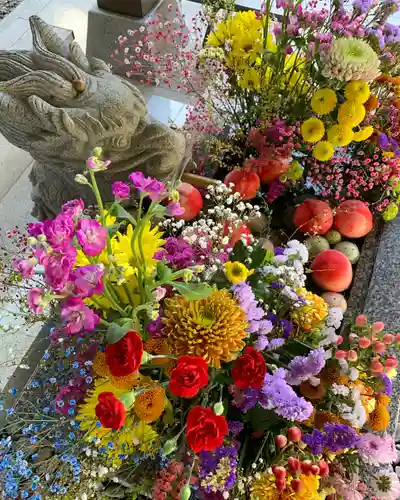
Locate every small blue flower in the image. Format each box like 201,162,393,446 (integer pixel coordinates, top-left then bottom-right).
31,454,38,461
56,401,64,408
108,442,114,449
49,378,57,384
72,362,79,369
43,352,50,360
30,381,40,388
21,491,29,499
30,483,37,491
68,408,75,416
69,456,77,465
69,400,76,406
68,432,75,440
43,407,50,413
96,421,102,428
79,369,86,376
6,408,15,416
9,388,17,396
85,376,93,384
85,360,93,366
32,475,39,483
16,450,24,459
56,471,62,478
30,437,37,445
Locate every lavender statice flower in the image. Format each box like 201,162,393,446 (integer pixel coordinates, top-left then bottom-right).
199,446,238,493
353,0,373,13
154,237,196,269
303,424,359,454
285,348,326,385
232,283,272,338
228,421,244,436
230,386,260,413
260,369,313,421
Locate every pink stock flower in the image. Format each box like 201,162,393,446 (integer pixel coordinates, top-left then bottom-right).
13,258,35,278
166,201,185,216
72,265,104,298
129,171,167,201
61,297,100,335
27,222,44,237
43,214,75,250
44,247,76,292
27,288,47,314
86,156,111,171
62,199,85,217
34,248,49,266
76,219,108,256
112,181,131,200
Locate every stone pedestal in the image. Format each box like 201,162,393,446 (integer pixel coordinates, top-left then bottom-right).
86,0,169,74
98,0,159,17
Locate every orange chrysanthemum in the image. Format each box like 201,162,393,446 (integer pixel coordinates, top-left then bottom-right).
93,352,140,389
300,381,326,400
163,290,248,368
369,404,390,431
144,338,171,366
364,94,379,111
375,394,390,405
134,385,166,423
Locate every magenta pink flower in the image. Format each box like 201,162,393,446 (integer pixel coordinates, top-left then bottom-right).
129,171,167,201
27,222,44,237
61,297,100,335
76,219,108,256
34,248,49,266
28,287,47,314
44,247,76,292
166,201,185,216
72,265,104,298
62,199,85,217
55,383,87,415
13,258,35,278
43,214,75,250
112,181,131,200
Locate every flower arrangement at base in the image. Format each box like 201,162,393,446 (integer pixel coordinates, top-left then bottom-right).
114,0,400,221
2,149,400,500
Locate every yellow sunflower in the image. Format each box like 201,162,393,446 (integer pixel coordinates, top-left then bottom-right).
311,88,337,115
301,117,325,143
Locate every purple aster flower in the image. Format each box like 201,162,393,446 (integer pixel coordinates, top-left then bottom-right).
61,297,100,335
267,312,277,323
166,201,185,217
199,446,238,493
154,237,196,269
377,374,392,396
277,319,294,338
302,428,326,454
228,421,244,436
260,369,313,421
379,133,390,150
43,214,75,251
285,348,326,385
232,282,270,337
268,338,285,350
45,247,76,292
62,199,84,218
303,424,359,454
76,219,108,257
255,335,270,351
27,222,44,237
112,181,131,201
129,171,166,201
271,281,285,289
231,386,260,413
72,265,104,298
274,247,285,256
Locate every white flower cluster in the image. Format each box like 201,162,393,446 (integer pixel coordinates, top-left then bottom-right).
319,307,344,346
337,387,367,428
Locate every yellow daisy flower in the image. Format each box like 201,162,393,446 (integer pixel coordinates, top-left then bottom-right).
311,88,337,115
224,261,254,284
353,125,374,142
238,67,261,91
313,141,335,161
300,117,325,143
327,124,354,146
344,80,370,103
338,101,366,127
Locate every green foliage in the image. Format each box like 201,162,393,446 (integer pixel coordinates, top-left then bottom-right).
172,282,213,301
106,319,133,344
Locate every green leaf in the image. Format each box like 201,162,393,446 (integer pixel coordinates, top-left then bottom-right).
246,407,283,431
230,240,247,263
172,282,213,301
249,244,267,269
119,391,136,410
163,399,174,426
106,321,133,344
109,203,137,225
156,261,173,282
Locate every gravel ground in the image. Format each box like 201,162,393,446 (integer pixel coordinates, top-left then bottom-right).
0,0,23,20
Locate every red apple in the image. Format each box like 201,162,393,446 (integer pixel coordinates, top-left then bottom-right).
224,169,260,200
333,200,373,238
287,427,302,442
293,200,333,235
176,182,203,221
311,249,353,292
247,157,291,184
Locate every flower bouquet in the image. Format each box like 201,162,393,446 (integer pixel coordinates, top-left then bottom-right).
1,149,400,500
115,0,400,221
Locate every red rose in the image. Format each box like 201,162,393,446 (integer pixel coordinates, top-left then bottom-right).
105,330,143,377
231,346,266,389
95,392,126,430
186,406,228,453
169,356,209,398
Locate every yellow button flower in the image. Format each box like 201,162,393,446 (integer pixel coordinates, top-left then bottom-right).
300,117,325,143
327,124,354,146
338,100,366,127
311,88,337,115
312,141,334,161
344,80,370,103
224,261,254,284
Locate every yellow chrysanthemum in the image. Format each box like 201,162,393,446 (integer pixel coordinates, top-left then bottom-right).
112,222,165,277
251,473,320,500
76,381,160,460
353,125,374,142
311,88,337,115
312,141,334,161
327,124,354,147
338,100,366,127
224,261,254,284
163,290,248,368
344,80,370,103
291,288,329,331
301,117,325,143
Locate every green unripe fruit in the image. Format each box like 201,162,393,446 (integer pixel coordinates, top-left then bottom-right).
213,402,224,416
180,484,191,500
304,236,330,259
325,229,342,245
162,438,177,456
383,202,399,222
334,241,360,264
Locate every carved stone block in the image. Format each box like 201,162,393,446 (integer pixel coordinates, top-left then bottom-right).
97,0,159,17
